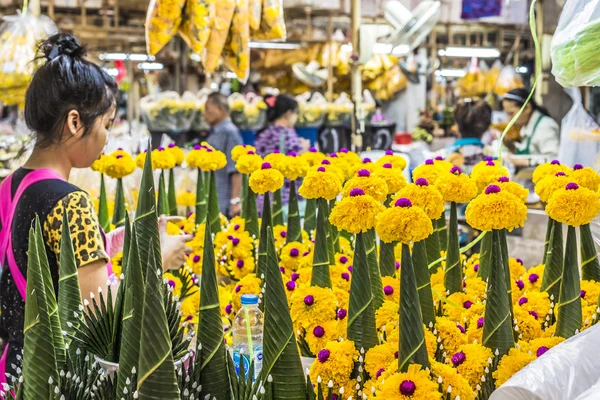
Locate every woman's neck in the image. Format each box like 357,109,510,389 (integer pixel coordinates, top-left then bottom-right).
273,118,291,129
23,145,73,180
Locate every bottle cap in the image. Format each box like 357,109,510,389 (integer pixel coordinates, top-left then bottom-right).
241,294,259,305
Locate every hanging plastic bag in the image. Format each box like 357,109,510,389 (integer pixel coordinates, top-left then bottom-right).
248,0,262,31
203,0,236,73
179,0,215,55
557,87,600,167
551,0,600,87
494,65,523,96
145,0,186,55
222,0,250,83
251,0,286,41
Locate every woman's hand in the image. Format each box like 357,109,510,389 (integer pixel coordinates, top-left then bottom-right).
159,216,193,271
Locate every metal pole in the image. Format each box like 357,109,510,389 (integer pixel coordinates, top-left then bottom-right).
326,14,334,102
350,0,361,151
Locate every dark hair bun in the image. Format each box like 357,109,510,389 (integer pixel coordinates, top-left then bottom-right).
42,33,86,62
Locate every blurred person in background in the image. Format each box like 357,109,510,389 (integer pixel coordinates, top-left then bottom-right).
447,99,492,172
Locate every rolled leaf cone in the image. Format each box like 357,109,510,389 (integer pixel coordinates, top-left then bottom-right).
168,168,178,216
134,145,162,278
398,242,429,372
580,223,600,281
329,199,340,255
158,170,170,217
543,217,553,259
437,210,447,252
541,219,564,302
244,187,259,240
257,192,273,279
195,168,207,225
413,240,436,328
425,224,441,273
482,229,514,357
347,232,378,351
22,222,59,399
262,227,306,399
311,198,332,288
365,228,384,311
241,173,249,218
112,177,127,228
304,198,317,234
379,241,396,277
110,213,131,361
207,170,221,236
196,202,232,399
117,224,145,396
556,226,583,339
286,180,301,243
136,255,180,399
444,202,462,294
98,173,111,232
478,231,493,281
272,188,284,226
498,229,516,342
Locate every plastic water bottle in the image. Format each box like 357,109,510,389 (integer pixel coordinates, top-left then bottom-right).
232,294,263,381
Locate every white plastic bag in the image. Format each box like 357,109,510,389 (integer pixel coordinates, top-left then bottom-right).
557,87,600,168
551,0,600,87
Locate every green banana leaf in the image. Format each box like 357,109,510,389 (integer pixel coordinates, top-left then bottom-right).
112,177,127,228
580,223,600,281
241,173,249,219
482,230,514,358
158,170,170,217
207,170,221,236
365,229,384,311
98,173,111,232
168,168,178,216
22,222,59,399
257,192,273,279
196,221,232,399
498,229,516,342
136,256,180,399
195,168,207,225
286,180,301,243
379,241,396,277
304,198,317,234
556,226,583,339
413,240,436,328
262,227,307,399
541,219,564,302
326,199,336,263
478,230,493,281
398,243,429,372
347,232,378,351
437,211,447,252
425,227,441,274
543,217,553,259
244,188,259,241
311,198,332,288
272,188,284,226
444,202,462,295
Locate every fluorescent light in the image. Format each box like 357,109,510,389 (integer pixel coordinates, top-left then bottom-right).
516,66,528,74
434,68,467,78
138,62,164,71
249,41,302,50
190,53,202,62
438,47,500,58
341,43,408,56
102,67,119,77
100,53,155,61
373,43,393,54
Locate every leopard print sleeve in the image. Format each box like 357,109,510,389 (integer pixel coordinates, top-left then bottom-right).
44,191,109,268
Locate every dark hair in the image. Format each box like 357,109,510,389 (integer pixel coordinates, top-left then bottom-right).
265,94,298,123
503,88,551,118
207,91,230,113
24,33,118,147
454,99,492,139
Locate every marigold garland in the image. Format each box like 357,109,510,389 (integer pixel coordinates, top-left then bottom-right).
435,166,478,203
393,178,444,220
329,189,385,234
430,361,475,400
376,364,441,400
532,160,571,185
186,145,227,171
546,182,600,226
375,198,433,244
235,151,263,174
374,163,407,194
342,169,389,202
298,166,342,200
465,185,528,231
104,149,136,179
248,162,284,194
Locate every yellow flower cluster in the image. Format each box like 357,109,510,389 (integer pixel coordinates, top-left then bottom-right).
493,347,536,388
364,342,396,377
91,154,109,174
298,166,342,200
308,340,358,394
496,176,529,203
252,0,286,41
186,145,227,171
177,191,196,207
111,252,123,278
435,166,478,203
236,151,263,174
203,0,236,73
279,153,309,180
263,151,286,170
412,159,441,185
534,172,572,203
470,159,509,193
375,198,433,244
231,144,256,161
163,272,183,298
301,148,326,167
572,164,600,191
222,0,250,81
430,361,475,400
290,286,338,331
376,151,407,171
376,365,441,400
179,0,214,54
546,182,600,226
532,160,571,185
249,162,284,194
465,185,528,231
232,274,262,312
342,170,388,202
152,147,177,170
374,163,407,194
145,0,185,55
452,343,494,387
104,149,136,179
393,178,444,220
166,143,185,165
329,190,385,234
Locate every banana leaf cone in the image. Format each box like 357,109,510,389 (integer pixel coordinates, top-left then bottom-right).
556,226,583,339
136,255,180,399
244,186,259,241
134,144,162,277
262,226,306,399
98,173,111,232
437,211,447,252
478,231,493,281
304,198,317,234
347,232,378,352
482,230,514,358
580,223,600,281
207,170,221,236
444,202,462,295
272,188,284,226
498,229,517,341
541,219,564,302
329,199,340,255
311,198,332,288
379,241,396,277
425,225,441,274
241,173,248,218
168,168,178,216
257,192,273,279
158,170,170,217
112,177,127,228
286,180,302,243
365,229,384,311
543,217,553,259
412,240,436,328
398,242,429,372
195,168,207,225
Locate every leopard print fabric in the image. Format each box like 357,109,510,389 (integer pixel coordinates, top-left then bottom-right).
44,191,108,267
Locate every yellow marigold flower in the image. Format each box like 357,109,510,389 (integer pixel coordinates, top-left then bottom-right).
444,292,484,324
435,317,467,355
330,264,351,291
394,178,444,220
301,147,326,167
508,257,527,279
464,276,487,299
264,150,287,170
91,154,109,173
430,361,475,400
580,280,600,307
104,150,136,179
176,190,196,207
375,198,433,244
304,320,339,356
290,286,338,331
186,251,203,275
425,327,437,359
519,336,564,357
232,274,262,312
218,285,233,318
298,166,342,200
338,148,361,165
135,151,147,169
364,342,396,377
434,156,454,171
515,290,551,322
376,300,399,334
279,152,309,180
350,157,377,177
325,154,352,180
382,276,400,303
317,159,345,182
496,176,529,203
466,315,484,345
374,163,407,194
339,236,353,255
465,185,528,231
189,145,227,171
513,307,544,341
376,365,441,400
231,144,256,162
227,257,255,281
572,164,600,191
534,172,572,202
493,347,536,388
309,339,358,394
236,151,264,174
532,160,571,185
166,143,185,165
465,253,480,278
333,286,349,311
249,162,284,194
342,169,388,202
111,252,123,278
280,241,307,271
376,150,408,171
181,290,200,320
451,343,494,387
470,159,509,193
329,189,385,234
431,268,445,287
166,222,182,236
163,272,183,298
524,264,544,292
412,159,441,185
273,225,288,251
546,182,600,226
152,147,177,170
435,166,478,203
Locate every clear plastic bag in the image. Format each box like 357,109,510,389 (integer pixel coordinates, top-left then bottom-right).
145,0,186,55
203,0,236,74
551,0,600,87
222,0,250,83
251,0,286,41
558,87,600,167
179,0,215,54
248,0,262,31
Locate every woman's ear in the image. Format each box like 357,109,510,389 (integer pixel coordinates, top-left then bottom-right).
65,110,83,138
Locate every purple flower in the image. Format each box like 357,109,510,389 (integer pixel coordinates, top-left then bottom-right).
484,156,494,162
157,146,165,151
340,148,349,153
273,149,280,154
168,142,176,148
358,169,371,177
463,301,473,309
498,176,509,183
395,198,412,208
303,251,310,257
385,150,394,156
566,182,579,190
225,304,233,314
383,163,393,169
463,280,467,288
450,166,462,175
317,349,330,362
415,178,429,186
310,147,317,153
399,380,416,396
348,265,353,272
551,160,561,165
339,256,348,264
396,262,401,270
337,308,347,319
227,235,234,240
116,154,123,159
234,224,240,230
304,295,315,306
474,264,479,272
477,317,485,328
486,160,496,166
529,310,539,319
186,315,193,321
341,273,350,281
516,280,525,290
516,258,524,265
329,153,338,158
236,260,244,268
555,172,566,177
581,290,587,299
313,326,325,338
261,162,272,169
193,255,201,263
194,144,202,150
537,346,549,357
435,156,444,161
279,266,285,273
349,188,365,197
394,351,399,359
518,297,528,306
280,231,287,238
529,273,539,283
291,272,300,281
452,351,466,366
247,150,255,155
321,159,331,165
485,185,501,195
235,285,241,293
456,324,466,334
574,164,583,170
286,281,296,291
317,167,326,172
232,238,240,246
376,368,385,378
384,286,394,296
289,151,297,157
363,158,372,163
289,248,299,257
168,280,176,288
425,159,434,165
